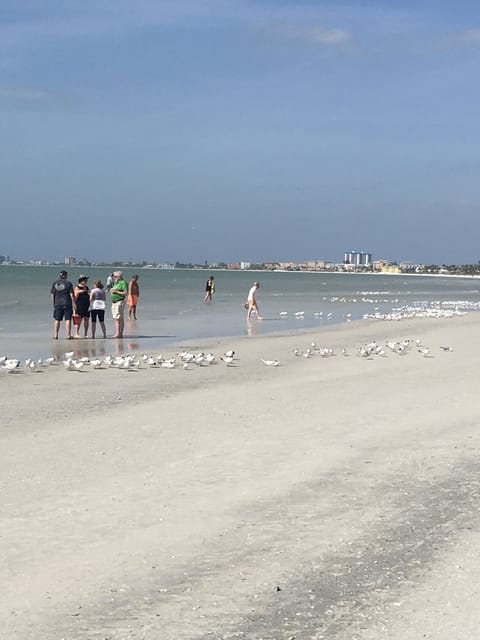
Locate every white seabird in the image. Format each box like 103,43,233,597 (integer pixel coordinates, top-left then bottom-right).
262,359,280,367
417,347,430,357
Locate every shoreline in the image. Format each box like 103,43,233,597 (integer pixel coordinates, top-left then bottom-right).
1,305,476,366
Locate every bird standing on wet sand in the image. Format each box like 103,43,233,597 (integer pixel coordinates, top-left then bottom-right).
262,359,280,367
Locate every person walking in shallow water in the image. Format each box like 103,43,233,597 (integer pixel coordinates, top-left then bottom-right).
204,276,215,302
246,281,263,320
50,270,75,339
128,274,140,319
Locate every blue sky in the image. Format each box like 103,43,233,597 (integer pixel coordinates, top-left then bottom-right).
2,0,480,264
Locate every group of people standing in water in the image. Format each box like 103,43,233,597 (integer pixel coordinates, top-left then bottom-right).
50,270,140,340
51,270,262,340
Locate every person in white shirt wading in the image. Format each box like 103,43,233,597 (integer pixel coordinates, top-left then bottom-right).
246,281,263,320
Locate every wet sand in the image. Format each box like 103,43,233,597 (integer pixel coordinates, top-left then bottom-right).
2,315,480,639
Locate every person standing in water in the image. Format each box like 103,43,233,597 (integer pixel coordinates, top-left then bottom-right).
110,271,128,338
50,270,75,339
128,274,140,319
89,279,107,339
73,275,90,338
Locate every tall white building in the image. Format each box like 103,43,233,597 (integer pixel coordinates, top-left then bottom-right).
344,251,372,267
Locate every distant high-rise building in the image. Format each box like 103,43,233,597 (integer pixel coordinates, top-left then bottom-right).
344,251,372,267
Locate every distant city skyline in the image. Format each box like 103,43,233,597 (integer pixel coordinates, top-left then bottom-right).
2,1,480,264
3,250,480,272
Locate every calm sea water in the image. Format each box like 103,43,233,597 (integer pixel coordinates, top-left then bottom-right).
1,265,479,362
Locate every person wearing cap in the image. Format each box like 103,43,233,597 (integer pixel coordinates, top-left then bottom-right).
50,270,75,339
110,271,128,338
73,275,91,338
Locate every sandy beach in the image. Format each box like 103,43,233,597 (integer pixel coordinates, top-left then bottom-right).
2,315,480,639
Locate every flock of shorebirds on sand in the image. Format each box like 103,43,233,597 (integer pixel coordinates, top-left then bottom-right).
0,337,455,376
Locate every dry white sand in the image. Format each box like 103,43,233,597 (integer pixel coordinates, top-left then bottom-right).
2,315,480,639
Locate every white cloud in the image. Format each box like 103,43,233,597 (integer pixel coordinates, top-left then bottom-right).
256,21,352,49
445,28,480,49
0,86,50,101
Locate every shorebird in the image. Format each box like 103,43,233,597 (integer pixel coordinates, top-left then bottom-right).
319,347,334,357
366,340,377,354
262,359,280,367
385,341,399,352
3,358,19,369
417,347,430,357
279,311,288,317
357,347,370,358
224,349,235,358
63,358,75,370
440,346,453,351
205,353,216,364
220,355,235,365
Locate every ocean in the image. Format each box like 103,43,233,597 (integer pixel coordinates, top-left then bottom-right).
1,265,479,362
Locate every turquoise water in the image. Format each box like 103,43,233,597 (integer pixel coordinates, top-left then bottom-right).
1,265,479,362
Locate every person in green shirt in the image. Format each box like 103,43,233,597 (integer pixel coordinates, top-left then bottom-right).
110,271,128,338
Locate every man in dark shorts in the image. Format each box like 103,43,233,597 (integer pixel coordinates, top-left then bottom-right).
50,270,75,339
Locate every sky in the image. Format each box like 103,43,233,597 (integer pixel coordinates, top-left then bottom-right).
1,0,480,265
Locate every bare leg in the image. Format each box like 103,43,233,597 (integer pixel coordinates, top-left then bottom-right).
65,319,72,339
53,320,60,339
83,317,89,338
91,321,96,339
100,321,107,339
113,317,124,338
